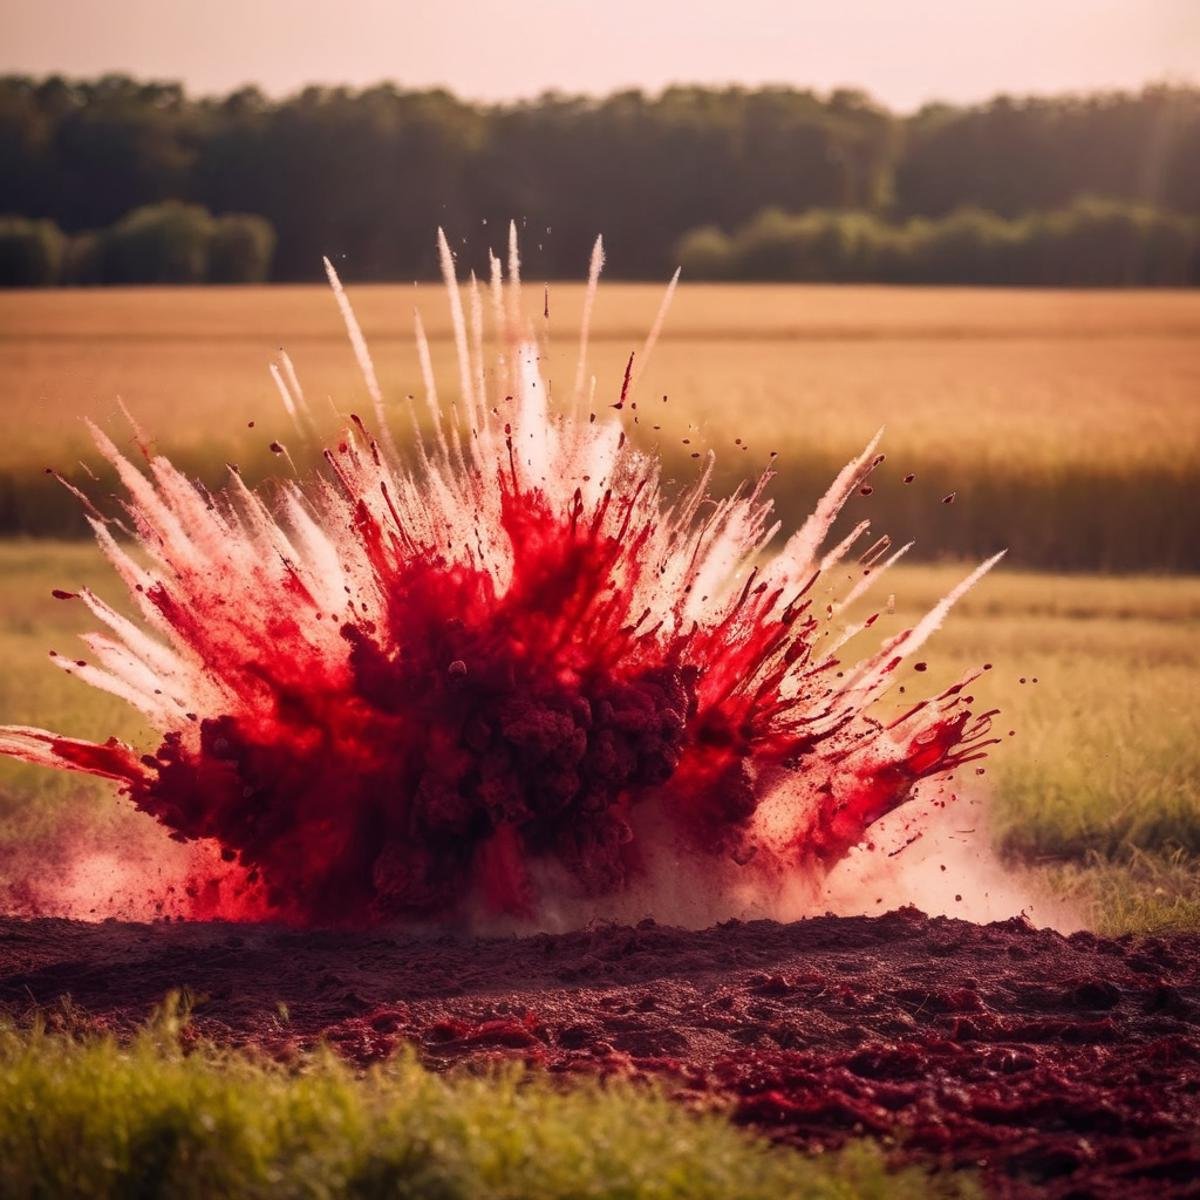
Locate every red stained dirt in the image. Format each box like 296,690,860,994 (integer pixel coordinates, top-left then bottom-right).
2,908,1198,1198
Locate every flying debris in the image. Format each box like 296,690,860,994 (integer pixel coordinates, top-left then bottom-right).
0,227,1002,926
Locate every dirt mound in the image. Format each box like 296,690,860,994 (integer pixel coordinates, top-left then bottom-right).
1,908,1197,1198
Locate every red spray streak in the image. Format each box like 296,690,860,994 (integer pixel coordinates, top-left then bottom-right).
0,228,1002,927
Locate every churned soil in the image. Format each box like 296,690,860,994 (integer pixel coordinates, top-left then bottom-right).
1,908,1197,1198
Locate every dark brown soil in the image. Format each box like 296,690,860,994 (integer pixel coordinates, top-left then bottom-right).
2,908,1198,1198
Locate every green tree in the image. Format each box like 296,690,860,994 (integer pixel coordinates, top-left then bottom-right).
0,215,64,285
1,74,1198,282
100,201,213,283
207,213,276,283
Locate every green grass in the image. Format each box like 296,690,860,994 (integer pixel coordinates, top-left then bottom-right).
839,565,1200,863
1040,848,1200,936
0,542,152,857
1,542,1197,933
0,999,974,1200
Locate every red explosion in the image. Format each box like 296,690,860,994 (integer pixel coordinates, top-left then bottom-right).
0,228,1001,926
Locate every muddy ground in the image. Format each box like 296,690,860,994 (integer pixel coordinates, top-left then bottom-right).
1,908,1197,1198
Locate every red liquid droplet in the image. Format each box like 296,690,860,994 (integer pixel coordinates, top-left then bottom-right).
0,240,1003,927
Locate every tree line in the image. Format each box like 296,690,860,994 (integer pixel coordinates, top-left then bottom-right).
679,199,1199,285
0,206,275,285
1,75,1198,284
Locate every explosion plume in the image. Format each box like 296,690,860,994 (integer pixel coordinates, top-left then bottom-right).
0,228,1001,926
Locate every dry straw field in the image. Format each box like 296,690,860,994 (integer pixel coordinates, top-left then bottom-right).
0,281,1198,932
1,283,1198,568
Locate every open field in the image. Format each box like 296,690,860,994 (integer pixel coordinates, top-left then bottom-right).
2,542,1197,933
1,285,1197,927
1,283,1198,1197
1,284,1198,568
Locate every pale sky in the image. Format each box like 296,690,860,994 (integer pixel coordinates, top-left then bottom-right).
3,0,1197,111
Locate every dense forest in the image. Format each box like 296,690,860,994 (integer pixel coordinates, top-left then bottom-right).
1,75,1198,284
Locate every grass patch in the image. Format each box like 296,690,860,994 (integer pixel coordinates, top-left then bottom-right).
1036,849,1200,936
841,565,1200,868
0,999,973,1200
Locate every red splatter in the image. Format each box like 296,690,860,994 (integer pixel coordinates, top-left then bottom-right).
0,236,1003,927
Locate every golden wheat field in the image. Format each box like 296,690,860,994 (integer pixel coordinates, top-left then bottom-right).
3,283,1198,466
0,283,1198,933
2,284,1198,567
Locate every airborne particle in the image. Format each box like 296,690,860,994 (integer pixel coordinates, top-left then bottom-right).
0,230,1004,928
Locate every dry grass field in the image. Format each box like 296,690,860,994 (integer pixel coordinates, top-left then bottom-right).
0,282,1197,935
2,544,1197,934
0,283,1197,1196
1,284,1198,567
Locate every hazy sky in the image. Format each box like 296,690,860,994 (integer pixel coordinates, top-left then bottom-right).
3,0,1198,110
